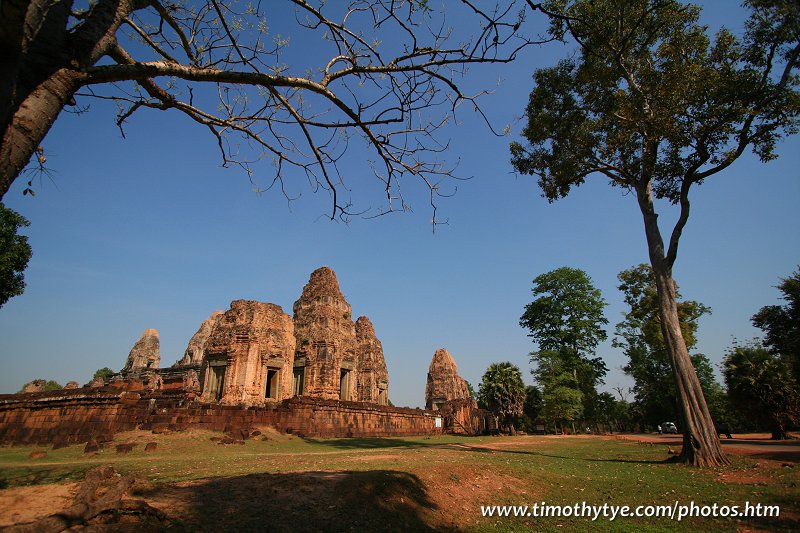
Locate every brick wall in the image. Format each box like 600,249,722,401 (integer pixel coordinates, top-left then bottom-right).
0,389,442,446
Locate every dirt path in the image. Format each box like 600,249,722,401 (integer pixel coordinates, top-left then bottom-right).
616,433,800,462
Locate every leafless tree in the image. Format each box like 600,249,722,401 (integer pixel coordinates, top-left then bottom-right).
1,0,542,221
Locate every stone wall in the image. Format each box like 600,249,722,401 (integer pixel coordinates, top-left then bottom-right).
0,388,441,446
0,389,140,446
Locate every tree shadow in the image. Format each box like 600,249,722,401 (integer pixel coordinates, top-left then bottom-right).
744,492,800,533
301,437,442,450
135,469,454,532
446,443,665,464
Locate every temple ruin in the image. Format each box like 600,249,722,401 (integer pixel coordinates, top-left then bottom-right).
200,301,296,405
425,348,474,410
0,266,495,445
355,316,389,405
160,266,391,407
176,311,223,366
292,266,359,400
122,328,161,373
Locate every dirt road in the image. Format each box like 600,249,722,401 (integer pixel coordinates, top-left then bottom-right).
618,432,800,462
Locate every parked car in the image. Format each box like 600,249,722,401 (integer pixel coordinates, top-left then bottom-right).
661,422,678,434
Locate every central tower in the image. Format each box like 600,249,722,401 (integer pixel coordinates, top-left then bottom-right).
292,266,358,400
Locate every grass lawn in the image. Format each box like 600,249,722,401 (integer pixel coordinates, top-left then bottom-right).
0,430,797,531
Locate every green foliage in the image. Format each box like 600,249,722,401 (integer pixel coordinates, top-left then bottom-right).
542,382,584,430
531,348,608,420
92,367,115,382
477,362,526,432
520,267,608,356
614,264,723,426
0,204,32,308
591,391,621,431
42,380,61,391
523,385,543,423
18,379,61,393
511,0,799,201
521,267,608,427
465,381,477,400
723,340,800,439
752,266,800,382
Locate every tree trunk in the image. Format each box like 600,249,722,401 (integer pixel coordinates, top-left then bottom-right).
636,183,729,466
651,265,729,465
0,0,141,200
771,420,788,440
0,69,83,199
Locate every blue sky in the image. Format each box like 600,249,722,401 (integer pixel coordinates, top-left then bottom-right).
1,1,798,408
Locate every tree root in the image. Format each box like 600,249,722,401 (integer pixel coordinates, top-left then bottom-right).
6,466,167,532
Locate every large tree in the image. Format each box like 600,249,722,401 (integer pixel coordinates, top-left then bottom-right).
511,0,799,465
0,203,32,308
521,266,609,423
477,362,526,433
1,0,538,220
752,266,800,382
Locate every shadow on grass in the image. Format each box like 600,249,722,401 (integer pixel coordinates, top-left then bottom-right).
0,465,91,488
442,443,667,465
746,492,800,533
301,437,444,450
306,437,668,465
137,469,453,532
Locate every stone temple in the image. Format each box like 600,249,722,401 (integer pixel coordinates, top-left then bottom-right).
166,266,391,407
0,266,495,445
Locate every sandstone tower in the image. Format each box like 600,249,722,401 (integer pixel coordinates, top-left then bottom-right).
122,328,160,373
201,300,295,405
425,348,472,410
113,266,391,407
355,316,389,404
292,266,358,400
176,310,224,366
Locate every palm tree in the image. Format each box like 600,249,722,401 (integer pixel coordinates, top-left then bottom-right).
478,362,526,434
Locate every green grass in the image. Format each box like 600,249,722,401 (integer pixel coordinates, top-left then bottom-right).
0,432,797,532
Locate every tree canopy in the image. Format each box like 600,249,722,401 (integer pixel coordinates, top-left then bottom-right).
0,203,32,308
2,0,540,223
520,266,608,356
477,362,526,433
723,340,800,440
752,266,800,382
92,367,116,382
512,0,799,213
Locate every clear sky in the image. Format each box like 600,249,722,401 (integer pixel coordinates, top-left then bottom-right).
1,1,798,408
